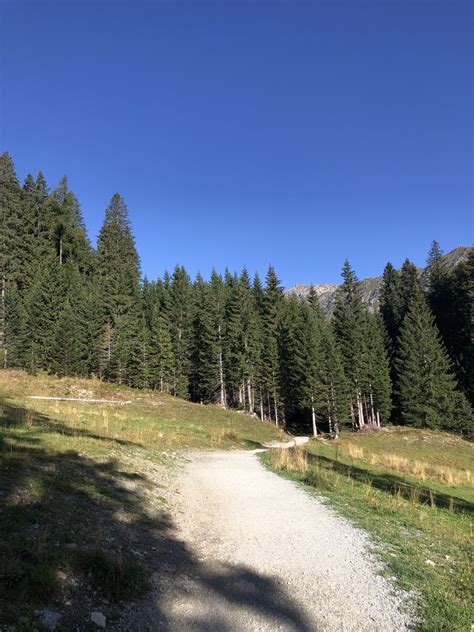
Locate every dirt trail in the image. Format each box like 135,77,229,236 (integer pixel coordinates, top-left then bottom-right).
148,450,413,631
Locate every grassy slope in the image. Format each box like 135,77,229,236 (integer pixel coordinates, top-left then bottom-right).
262,428,474,632
0,370,285,629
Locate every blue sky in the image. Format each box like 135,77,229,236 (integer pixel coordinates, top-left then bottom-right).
1,1,472,286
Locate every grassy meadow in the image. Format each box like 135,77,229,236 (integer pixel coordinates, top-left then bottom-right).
0,369,284,629
262,428,474,632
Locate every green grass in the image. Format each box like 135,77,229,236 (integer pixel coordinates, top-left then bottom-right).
0,369,285,628
262,432,474,632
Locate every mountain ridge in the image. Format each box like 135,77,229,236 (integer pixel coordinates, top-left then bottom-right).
286,245,472,314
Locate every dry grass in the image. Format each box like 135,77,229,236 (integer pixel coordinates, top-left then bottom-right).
273,447,308,474
366,451,472,487
346,444,364,460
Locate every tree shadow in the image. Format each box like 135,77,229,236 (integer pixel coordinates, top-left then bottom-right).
0,401,141,446
307,452,473,515
0,399,313,631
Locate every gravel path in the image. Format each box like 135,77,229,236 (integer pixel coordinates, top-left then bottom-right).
157,450,413,632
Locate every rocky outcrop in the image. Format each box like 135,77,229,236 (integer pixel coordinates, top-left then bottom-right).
286,246,472,314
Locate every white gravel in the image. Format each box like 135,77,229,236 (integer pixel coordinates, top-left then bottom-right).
160,450,413,632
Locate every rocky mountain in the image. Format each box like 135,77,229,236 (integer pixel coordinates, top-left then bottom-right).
287,246,472,314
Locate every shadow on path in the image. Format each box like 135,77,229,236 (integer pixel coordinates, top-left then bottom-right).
0,398,311,631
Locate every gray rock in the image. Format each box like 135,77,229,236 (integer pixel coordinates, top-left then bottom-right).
91,611,107,628
35,609,62,629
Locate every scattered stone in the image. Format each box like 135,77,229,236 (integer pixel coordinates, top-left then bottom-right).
425,559,436,567
35,609,62,629
91,611,106,628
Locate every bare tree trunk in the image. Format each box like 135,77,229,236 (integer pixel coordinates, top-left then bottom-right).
273,391,279,428
356,388,364,428
369,390,376,426
247,379,252,413
376,410,381,427
59,235,63,265
311,396,317,437
218,324,226,407
327,399,333,436
259,387,264,420
1,273,5,368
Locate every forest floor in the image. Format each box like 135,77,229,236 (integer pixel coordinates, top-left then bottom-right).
0,370,472,631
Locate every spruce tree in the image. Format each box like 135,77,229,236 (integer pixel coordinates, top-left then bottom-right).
168,265,192,398
190,275,220,403
210,270,227,407
239,268,261,413
95,193,142,382
279,295,308,422
380,262,402,353
261,266,284,425
395,284,473,434
148,304,175,393
334,260,390,427
0,152,28,366
222,271,244,408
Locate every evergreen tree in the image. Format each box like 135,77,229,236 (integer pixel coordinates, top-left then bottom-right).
334,260,390,427
168,265,192,398
395,284,473,435
380,262,402,353
23,258,61,373
48,176,92,270
239,268,261,413
261,266,284,425
222,272,244,407
148,304,175,393
0,152,27,366
50,298,82,377
190,275,220,403
210,270,227,407
279,295,308,422
95,193,141,382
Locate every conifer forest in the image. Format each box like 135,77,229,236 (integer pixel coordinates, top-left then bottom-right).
1,152,472,437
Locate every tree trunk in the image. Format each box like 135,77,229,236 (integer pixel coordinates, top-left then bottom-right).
311,396,317,437
327,399,333,436
273,391,279,428
218,325,226,407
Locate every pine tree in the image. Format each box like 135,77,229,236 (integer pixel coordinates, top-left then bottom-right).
48,176,92,270
168,265,192,398
222,272,244,408
51,298,82,377
190,275,220,403
239,268,261,413
399,259,420,318
260,266,284,425
95,193,142,382
303,287,350,435
148,304,175,393
210,270,227,407
0,152,28,367
364,313,392,423
380,262,402,353
334,260,390,427
23,258,61,373
395,284,473,434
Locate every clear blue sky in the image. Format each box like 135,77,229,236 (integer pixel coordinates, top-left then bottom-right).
1,1,472,286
